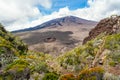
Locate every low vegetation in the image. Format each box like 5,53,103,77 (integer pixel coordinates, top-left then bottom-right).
0,15,120,80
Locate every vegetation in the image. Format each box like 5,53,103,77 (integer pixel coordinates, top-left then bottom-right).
78,67,104,80
42,73,59,80
0,15,120,80
59,73,76,80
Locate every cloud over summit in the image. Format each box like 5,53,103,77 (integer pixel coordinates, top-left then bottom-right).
0,0,120,31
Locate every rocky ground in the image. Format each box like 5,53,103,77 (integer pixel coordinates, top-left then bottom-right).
14,16,97,56
83,15,120,44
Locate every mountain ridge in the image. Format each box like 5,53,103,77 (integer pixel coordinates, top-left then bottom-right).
12,16,97,33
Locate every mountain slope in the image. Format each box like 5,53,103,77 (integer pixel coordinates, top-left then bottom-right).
13,16,96,33
0,24,29,79
55,15,120,79
14,16,97,56
0,15,120,80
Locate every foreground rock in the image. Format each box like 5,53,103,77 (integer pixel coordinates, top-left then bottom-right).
83,15,120,44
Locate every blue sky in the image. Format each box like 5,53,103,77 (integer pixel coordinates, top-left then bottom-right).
38,0,88,15
1,0,120,31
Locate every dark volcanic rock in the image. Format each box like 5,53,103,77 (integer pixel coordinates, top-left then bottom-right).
83,15,120,44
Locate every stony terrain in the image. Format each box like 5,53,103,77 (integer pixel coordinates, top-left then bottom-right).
14,16,97,56
83,15,120,44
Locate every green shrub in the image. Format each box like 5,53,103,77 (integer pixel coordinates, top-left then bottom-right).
4,59,30,80
109,61,116,67
34,62,48,73
105,34,120,50
108,51,120,66
42,73,59,80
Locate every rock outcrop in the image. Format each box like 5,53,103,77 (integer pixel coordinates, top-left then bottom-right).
83,15,120,44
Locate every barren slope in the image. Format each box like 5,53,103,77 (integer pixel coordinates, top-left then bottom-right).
14,16,97,56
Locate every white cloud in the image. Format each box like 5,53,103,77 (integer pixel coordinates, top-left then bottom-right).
5,7,72,31
65,0,120,21
57,0,120,21
0,0,52,31
1,0,120,31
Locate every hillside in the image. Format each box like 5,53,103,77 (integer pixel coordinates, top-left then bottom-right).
0,15,120,80
14,16,97,56
83,15,120,44
0,23,28,79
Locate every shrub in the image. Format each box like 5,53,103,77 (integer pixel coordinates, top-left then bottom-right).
108,51,120,66
34,62,48,73
4,59,30,80
59,73,76,80
42,73,59,80
78,67,104,80
103,72,120,80
104,34,120,50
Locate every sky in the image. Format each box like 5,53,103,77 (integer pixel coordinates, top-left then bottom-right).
0,0,120,31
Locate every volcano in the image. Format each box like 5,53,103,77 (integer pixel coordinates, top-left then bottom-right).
14,16,97,56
